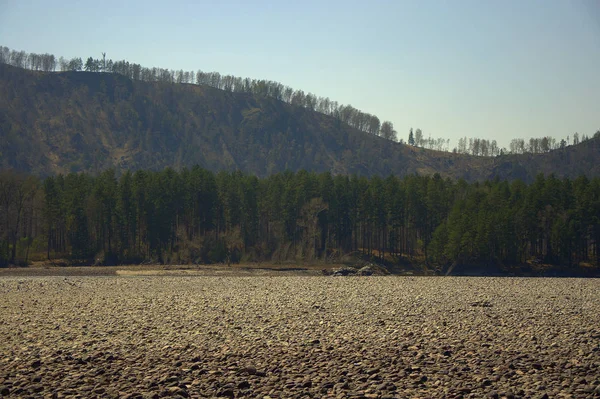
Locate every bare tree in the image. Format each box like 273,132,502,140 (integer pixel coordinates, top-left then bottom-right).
380,121,397,141
0,46,10,64
415,129,423,147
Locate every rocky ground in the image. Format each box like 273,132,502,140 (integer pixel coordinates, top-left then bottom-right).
0,276,598,399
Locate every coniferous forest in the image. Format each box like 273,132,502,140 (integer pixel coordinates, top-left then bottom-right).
1,168,598,273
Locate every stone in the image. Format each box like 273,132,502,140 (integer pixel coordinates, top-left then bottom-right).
356,266,374,276
217,388,235,398
167,386,189,397
301,379,312,388
332,267,357,276
376,382,388,391
28,384,44,393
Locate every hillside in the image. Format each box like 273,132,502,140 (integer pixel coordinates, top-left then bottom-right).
1,64,598,181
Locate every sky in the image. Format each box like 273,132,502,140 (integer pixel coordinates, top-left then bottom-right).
1,0,599,149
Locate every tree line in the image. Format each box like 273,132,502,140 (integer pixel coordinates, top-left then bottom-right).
410,130,599,156
408,128,451,151
452,134,598,156
0,45,397,141
1,168,598,271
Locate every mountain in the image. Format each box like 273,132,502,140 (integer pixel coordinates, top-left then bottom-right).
1,64,598,182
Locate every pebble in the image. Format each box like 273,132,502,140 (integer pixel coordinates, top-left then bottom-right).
0,276,598,398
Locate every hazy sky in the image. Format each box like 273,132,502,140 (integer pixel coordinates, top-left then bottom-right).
1,0,599,149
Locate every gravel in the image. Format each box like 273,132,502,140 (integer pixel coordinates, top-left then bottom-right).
0,276,599,398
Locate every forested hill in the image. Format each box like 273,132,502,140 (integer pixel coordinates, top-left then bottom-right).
1,63,599,182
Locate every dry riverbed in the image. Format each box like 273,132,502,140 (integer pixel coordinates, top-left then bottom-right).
0,276,598,399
